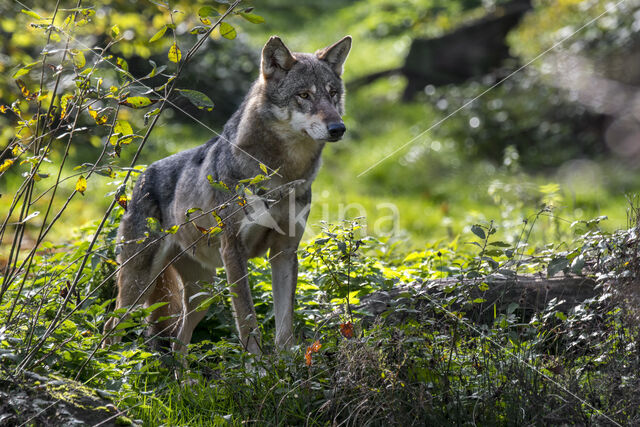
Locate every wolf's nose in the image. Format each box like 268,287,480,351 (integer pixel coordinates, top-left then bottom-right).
327,122,346,140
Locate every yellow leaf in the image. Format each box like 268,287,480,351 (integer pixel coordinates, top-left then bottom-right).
0,105,7,113
60,94,73,119
88,106,108,125
75,175,87,195
168,42,181,63
16,79,30,98
0,159,14,173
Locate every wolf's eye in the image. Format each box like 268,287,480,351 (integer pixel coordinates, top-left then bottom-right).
329,90,338,97
298,92,310,99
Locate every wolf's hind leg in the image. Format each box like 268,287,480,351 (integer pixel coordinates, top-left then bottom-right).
146,265,184,350
102,237,170,347
171,255,216,355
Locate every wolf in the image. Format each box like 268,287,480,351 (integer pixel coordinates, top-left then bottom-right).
103,35,352,355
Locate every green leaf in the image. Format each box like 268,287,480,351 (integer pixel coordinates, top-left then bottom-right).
189,26,210,35
146,217,161,233
471,225,485,240
488,241,511,248
116,57,129,71
109,120,134,145
143,107,161,126
259,163,268,174
207,175,230,192
249,174,268,185
13,68,31,79
21,9,44,20
12,61,39,79
547,256,568,277
149,25,167,43
185,207,202,218
115,321,136,331
198,6,220,18
239,12,265,24
176,89,214,110
111,25,120,38
119,96,158,109
165,225,179,234
144,63,166,79
70,49,86,68
484,249,502,257
168,42,182,63
219,22,236,40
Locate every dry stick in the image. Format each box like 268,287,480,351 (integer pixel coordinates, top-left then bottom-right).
1,0,63,286
15,0,245,373
0,121,67,252
1,2,135,299
0,4,79,303
30,165,119,205
2,45,122,304
5,98,89,324
21,104,123,355
33,0,64,145
7,0,68,266
4,97,85,324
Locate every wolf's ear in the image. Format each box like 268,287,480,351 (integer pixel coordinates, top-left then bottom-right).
261,36,296,80
316,36,352,76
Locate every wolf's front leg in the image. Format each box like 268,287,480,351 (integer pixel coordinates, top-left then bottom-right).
221,235,261,354
270,234,302,350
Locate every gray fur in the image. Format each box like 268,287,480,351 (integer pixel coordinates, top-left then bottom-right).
103,36,352,354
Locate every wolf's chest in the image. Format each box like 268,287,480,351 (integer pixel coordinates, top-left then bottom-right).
174,190,308,268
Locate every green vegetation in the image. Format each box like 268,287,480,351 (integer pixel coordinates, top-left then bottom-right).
1,0,640,425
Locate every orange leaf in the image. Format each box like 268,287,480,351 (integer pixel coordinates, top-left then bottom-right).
340,322,354,339
194,223,208,234
117,195,127,210
16,79,30,98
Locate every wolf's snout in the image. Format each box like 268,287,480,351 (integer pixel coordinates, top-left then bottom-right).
327,122,346,141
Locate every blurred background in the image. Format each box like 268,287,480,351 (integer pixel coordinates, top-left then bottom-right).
2,0,640,248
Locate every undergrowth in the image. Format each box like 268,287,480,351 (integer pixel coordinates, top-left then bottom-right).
2,207,640,425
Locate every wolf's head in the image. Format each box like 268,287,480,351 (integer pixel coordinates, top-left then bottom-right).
260,36,351,143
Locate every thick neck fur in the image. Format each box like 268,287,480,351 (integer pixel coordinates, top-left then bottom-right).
224,81,325,184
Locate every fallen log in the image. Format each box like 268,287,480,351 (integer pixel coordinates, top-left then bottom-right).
358,274,600,323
